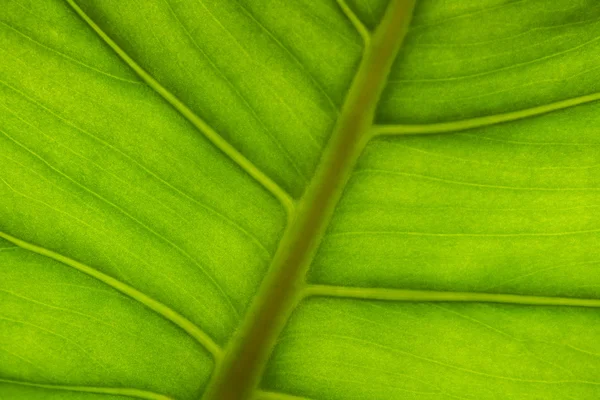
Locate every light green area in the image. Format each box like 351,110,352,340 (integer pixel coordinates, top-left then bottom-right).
311,100,600,298
265,298,600,399
0,248,210,400
63,0,295,216
1,0,293,349
345,0,388,30
1,0,600,400
74,0,362,197
379,0,600,123
0,231,221,358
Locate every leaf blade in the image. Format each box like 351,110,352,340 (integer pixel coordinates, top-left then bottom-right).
264,299,600,400
2,0,600,399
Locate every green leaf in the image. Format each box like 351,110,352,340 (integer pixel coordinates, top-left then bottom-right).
1,1,599,400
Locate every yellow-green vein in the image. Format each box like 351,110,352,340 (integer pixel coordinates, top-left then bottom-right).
303,284,600,308
371,92,600,136
0,378,174,400
336,0,371,46
0,231,222,360
64,0,296,218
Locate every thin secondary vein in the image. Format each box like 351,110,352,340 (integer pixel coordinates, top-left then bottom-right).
372,91,600,136
162,0,309,185
418,12,600,48
459,132,600,146
64,0,295,216
0,378,174,400
0,106,271,259
0,21,141,84
419,25,598,68
0,247,18,252
336,0,371,45
270,357,437,389
409,0,527,31
285,332,600,385
0,231,222,359
417,5,590,47
0,347,49,377
353,168,600,192
389,31,600,83
0,159,224,333
0,315,111,374
428,303,577,377
0,80,271,257
269,370,442,396
362,0,375,21
302,284,600,308
188,0,327,148
292,2,360,48
1,288,132,336
232,0,340,114
0,288,193,355
0,127,239,319
386,141,600,170
481,260,600,291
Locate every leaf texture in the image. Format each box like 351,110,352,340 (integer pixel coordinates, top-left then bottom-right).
1,0,599,400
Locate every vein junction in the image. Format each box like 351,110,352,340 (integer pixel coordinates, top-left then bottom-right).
372,91,600,136
64,0,296,219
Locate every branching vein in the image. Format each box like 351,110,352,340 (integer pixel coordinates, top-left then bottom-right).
336,0,371,45
64,0,295,218
0,231,222,360
372,91,600,136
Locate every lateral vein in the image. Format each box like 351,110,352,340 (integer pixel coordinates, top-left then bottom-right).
63,0,295,217
372,92,600,136
0,231,222,359
336,0,371,45
303,284,600,308
0,378,174,400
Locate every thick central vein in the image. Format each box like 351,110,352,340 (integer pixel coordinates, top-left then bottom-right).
64,0,295,218
205,2,416,399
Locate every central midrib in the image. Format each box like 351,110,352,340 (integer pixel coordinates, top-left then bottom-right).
205,2,417,399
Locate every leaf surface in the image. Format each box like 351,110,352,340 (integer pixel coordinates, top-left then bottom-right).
1,1,599,400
